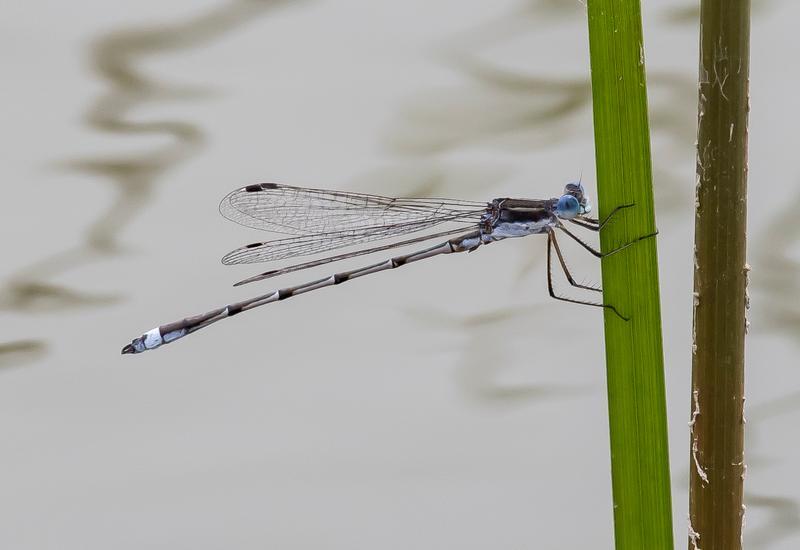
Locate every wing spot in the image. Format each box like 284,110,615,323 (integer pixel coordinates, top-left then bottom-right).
278,289,293,300
244,183,278,192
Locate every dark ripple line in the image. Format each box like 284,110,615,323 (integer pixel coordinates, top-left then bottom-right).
0,0,304,363
0,340,48,370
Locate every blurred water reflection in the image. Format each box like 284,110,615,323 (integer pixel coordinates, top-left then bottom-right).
379,0,695,414
753,187,800,333
1,0,798,548
746,188,800,548
0,341,47,370
376,2,799,547
407,304,592,404
746,494,800,549
0,0,300,318
744,390,800,547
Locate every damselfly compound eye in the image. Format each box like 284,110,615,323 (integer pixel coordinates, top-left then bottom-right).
556,194,581,219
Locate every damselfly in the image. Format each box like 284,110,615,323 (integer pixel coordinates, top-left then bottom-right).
122,182,653,354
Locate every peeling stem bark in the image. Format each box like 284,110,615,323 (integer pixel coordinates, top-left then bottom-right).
689,0,750,548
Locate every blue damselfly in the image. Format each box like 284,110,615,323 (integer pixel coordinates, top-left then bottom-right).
122,182,651,354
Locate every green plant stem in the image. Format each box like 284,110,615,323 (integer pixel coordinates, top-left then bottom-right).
586,1,673,548
688,0,750,548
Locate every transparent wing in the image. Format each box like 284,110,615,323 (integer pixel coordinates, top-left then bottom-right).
222,215,480,265
219,183,488,236
231,226,477,286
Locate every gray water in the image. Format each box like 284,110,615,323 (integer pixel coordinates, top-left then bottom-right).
1,1,798,548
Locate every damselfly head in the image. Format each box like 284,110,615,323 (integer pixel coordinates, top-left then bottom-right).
562,182,592,215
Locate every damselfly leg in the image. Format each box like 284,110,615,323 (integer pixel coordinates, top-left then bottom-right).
558,223,658,259
547,230,628,321
545,204,657,320
568,203,635,231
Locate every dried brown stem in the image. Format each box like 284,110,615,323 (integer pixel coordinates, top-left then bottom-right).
689,0,751,548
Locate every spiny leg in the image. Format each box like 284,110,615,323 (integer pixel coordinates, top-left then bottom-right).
558,223,658,259
549,229,602,293
568,203,635,232
546,230,628,321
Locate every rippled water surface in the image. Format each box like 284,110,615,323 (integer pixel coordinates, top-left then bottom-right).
2,1,798,548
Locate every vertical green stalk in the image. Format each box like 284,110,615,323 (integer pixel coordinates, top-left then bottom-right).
689,0,750,548
586,1,673,548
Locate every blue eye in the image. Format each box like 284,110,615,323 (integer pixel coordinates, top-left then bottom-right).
556,194,580,218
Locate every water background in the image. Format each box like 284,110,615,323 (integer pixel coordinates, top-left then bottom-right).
2,1,798,547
